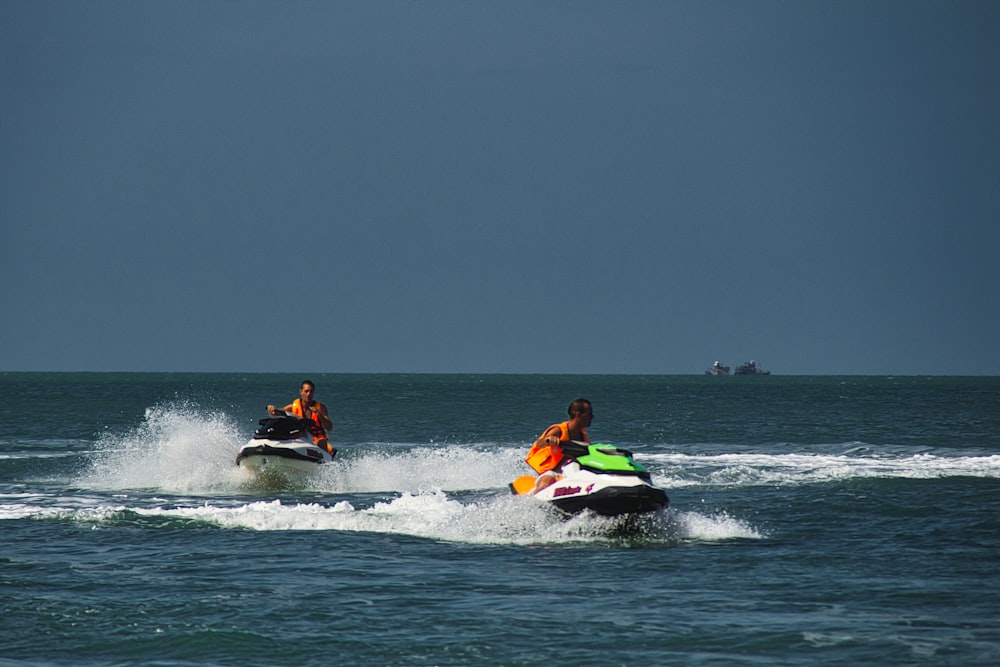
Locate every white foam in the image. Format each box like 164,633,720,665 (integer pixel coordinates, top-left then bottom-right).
77,402,249,493
317,444,526,494
648,451,1000,488
121,492,569,544
55,491,751,546
670,509,763,540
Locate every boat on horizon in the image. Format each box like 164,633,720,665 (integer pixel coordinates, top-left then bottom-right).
706,361,730,376
734,360,771,375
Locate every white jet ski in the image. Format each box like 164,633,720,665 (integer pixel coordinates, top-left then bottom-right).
510,441,668,517
236,415,336,477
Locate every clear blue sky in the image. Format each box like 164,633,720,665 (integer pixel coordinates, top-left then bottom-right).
2,1,998,374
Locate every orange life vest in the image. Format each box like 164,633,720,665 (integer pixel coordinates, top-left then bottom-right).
291,398,328,445
524,422,589,474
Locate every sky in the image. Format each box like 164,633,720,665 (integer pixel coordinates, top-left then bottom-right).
2,1,998,375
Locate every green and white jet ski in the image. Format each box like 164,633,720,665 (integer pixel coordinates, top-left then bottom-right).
510,441,668,516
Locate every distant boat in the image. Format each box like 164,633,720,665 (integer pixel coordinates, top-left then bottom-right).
705,361,730,376
734,360,770,375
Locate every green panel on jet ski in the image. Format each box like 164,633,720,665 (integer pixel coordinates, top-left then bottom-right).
575,444,649,474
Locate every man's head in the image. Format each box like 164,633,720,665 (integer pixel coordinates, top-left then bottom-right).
567,398,594,419
299,380,316,403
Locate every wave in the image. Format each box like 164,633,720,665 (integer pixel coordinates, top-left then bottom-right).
5,402,989,547
650,451,1000,488
72,406,1000,497
62,402,1000,496
0,489,760,546
76,401,249,493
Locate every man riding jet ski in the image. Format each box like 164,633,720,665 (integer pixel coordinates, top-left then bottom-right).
510,440,668,516
266,379,335,455
509,399,668,516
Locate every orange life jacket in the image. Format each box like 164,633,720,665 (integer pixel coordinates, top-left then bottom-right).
524,422,589,474
291,398,328,445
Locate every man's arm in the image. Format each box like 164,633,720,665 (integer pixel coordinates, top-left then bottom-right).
314,402,333,430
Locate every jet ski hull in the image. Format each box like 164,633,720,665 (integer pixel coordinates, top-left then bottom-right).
531,467,668,517
236,440,334,475
548,480,668,516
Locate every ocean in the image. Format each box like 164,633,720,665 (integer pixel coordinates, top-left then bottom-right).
1,373,998,666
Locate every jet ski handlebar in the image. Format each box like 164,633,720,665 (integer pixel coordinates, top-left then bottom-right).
558,440,591,459
258,413,310,426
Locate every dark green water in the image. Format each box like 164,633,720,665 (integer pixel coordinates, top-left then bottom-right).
2,373,998,666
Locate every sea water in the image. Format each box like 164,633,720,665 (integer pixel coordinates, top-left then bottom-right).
1,373,998,666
